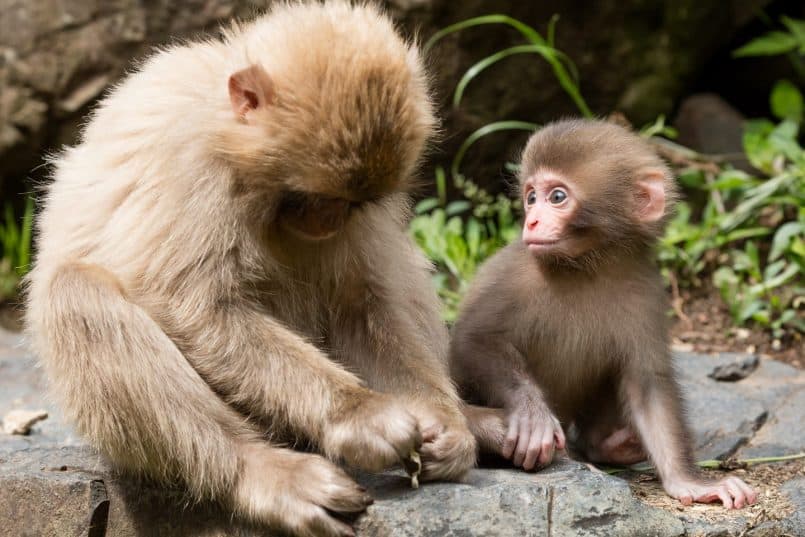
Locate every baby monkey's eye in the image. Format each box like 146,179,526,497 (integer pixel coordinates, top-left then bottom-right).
526,190,537,205
548,188,567,205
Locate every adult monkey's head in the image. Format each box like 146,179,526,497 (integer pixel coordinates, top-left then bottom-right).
220,2,436,241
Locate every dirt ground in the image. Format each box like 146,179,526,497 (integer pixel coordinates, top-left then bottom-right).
669,287,803,369
629,459,804,533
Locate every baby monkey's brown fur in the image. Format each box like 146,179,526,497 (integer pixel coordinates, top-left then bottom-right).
26,3,475,536
450,119,757,509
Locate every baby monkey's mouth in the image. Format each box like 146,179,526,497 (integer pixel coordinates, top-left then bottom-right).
524,239,559,246
523,238,561,253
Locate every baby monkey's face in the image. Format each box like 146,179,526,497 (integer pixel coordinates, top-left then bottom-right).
520,163,670,263
521,169,590,259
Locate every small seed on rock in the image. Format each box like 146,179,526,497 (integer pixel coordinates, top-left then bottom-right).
404,450,422,489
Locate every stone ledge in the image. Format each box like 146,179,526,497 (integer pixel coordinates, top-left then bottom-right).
1,332,803,536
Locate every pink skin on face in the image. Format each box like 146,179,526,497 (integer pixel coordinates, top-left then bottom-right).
521,170,578,252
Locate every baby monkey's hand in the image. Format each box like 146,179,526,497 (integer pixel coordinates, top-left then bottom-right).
503,391,566,471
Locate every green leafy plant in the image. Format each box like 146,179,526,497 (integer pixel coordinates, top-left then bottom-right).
410,168,518,321
659,81,804,336
733,15,805,84
0,196,34,299
733,16,805,57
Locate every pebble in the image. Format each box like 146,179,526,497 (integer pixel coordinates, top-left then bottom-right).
2,409,48,435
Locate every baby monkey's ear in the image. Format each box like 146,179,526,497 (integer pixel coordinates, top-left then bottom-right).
634,168,667,223
228,64,274,121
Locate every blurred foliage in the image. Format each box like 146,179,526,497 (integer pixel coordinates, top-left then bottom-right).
413,14,804,338
410,168,518,322
733,15,805,58
733,15,805,85
660,81,805,336
0,196,34,300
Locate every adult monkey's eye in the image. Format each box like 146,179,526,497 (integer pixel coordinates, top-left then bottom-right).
526,190,537,205
548,188,567,204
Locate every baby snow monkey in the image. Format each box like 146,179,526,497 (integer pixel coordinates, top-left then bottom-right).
451,119,757,509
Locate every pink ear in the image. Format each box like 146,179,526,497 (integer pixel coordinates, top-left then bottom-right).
228,64,274,121
635,170,667,223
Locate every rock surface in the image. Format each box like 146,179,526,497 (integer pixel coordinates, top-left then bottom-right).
0,0,772,197
1,329,803,536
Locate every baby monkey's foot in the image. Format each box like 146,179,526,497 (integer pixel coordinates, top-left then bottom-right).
586,426,646,466
665,476,758,509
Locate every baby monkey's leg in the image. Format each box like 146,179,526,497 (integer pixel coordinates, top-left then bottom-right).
573,389,647,466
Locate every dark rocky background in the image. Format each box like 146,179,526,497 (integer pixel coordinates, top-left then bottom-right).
2,0,804,202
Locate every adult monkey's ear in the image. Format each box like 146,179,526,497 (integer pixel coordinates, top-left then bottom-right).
228,64,274,122
634,168,668,223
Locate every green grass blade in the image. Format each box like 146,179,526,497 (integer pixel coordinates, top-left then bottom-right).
451,121,540,180
424,14,590,116
3,204,18,258
544,14,579,83
17,196,34,275
733,31,798,57
435,166,447,206
424,14,547,52
415,198,440,215
749,263,800,294
453,44,574,108
604,452,805,475
547,14,559,46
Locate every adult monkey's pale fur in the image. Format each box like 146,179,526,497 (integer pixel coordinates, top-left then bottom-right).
25,3,476,535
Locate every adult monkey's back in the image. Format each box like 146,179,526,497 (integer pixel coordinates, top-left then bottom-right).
25,3,476,535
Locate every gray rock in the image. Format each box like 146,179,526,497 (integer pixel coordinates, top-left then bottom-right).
358,468,553,537
359,462,685,537
708,354,759,382
0,445,266,537
674,351,805,461
2,342,803,536
539,465,685,537
779,477,805,537
674,93,748,165
737,388,805,459
676,353,768,460
0,336,80,450
728,356,804,410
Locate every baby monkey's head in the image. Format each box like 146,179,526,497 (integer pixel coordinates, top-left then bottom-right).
221,2,435,241
517,119,678,265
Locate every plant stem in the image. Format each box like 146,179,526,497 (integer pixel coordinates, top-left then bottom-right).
603,452,805,475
